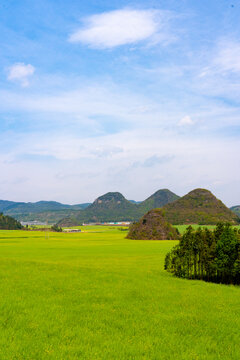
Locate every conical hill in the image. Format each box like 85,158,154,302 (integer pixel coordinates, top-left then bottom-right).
126,209,179,240
163,188,239,225
138,189,179,213
58,192,139,225
58,189,180,226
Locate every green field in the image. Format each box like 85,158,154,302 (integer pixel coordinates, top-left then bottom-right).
0,227,240,359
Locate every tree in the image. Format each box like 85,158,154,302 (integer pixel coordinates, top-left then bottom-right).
51,224,63,232
165,223,240,285
216,225,239,283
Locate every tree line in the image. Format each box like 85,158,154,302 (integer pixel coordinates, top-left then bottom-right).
165,223,240,285
0,213,23,230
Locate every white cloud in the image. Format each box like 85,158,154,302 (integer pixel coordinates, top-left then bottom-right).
0,84,164,128
214,40,240,73
195,39,240,101
1,129,239,205
69,8,170,48
1,71,240,205
178,115,194,126
199,40,240,78
7,63,35,87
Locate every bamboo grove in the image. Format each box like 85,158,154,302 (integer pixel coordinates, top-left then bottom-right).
165,223,240,285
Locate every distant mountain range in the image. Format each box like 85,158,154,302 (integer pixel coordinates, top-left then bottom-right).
1,188,239,225
0,189,178,224
230,206,240,218
0,200,90,213
0,200,90,224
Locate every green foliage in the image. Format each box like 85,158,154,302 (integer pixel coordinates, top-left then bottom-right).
50,224,63,232
216,225,239,281
117,227,128,231
0,213,23,230
165,222,240,284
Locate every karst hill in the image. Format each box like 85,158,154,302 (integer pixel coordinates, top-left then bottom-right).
163,188,239,225
127,209,179,240
82,192,139,222
58,189,180,226
59,192,139,225
138,189,179,212
2,188,238,226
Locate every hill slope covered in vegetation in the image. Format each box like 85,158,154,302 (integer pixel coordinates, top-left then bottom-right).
127,209,179,240
0,213,23,230
163,189,239,225
58,192,140,225
0,200,91,224
58,189,180,226
138,189,179,213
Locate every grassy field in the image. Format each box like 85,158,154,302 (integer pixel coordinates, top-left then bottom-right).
0,227,240,359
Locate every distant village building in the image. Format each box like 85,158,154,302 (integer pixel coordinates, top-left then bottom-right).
82,222,131,226
21,221,47,226
63,229,81,233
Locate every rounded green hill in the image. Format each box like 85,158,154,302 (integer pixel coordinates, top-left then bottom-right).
163,188,239,225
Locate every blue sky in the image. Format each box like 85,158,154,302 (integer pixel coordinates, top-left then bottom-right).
0,0,240,205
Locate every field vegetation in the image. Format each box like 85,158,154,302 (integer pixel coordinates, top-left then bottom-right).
0,226,240,359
